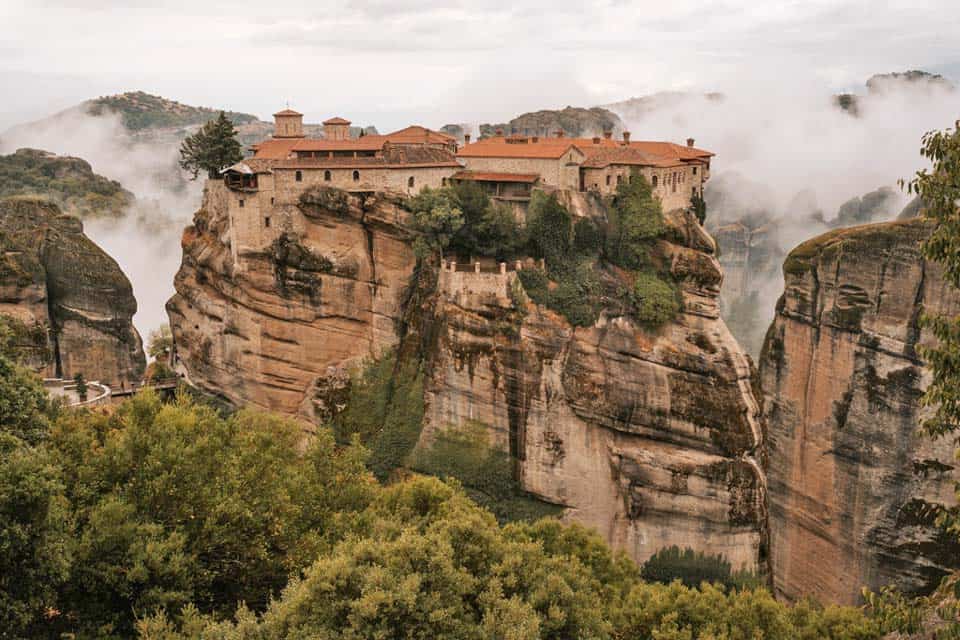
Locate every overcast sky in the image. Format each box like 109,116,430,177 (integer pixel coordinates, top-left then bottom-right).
1,0,959,130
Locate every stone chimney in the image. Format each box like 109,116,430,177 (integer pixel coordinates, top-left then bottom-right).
323,116,352,141
464,133,471,145
622,131,631,144
603,130,613,140
555,129,564,138
687,137,695,148
273,108,305,139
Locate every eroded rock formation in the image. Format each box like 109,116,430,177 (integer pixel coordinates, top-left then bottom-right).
166,182,416,420
169,183,766,569
0,197,145,388
420,192,766,569
760,218,960,605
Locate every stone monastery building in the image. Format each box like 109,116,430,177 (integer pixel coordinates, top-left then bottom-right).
218,108,713,256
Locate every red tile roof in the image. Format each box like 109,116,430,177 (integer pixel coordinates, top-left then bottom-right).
384,125,456,145
274,146,460,170
581,146,682,169
323,116,351,125
291,136,387,152
452,171,539,183
457,136,585,159
250,138,304,159
273,109,302,117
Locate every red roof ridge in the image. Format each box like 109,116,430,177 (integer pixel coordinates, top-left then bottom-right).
273,108,302,117
323,116,351,125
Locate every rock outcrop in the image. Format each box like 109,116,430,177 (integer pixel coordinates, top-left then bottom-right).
169,183,766,569
760,218,960,605
166,182,416,420
0,197,145,388
419,192,766,569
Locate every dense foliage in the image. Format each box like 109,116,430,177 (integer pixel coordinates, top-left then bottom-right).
87,91,258,132
520,179,681,328
406,182,525,260
178,112,243,180
0,339,929,640
641,546,762,591
0,148,134,217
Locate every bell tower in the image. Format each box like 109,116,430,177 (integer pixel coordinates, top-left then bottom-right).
273,108,304,138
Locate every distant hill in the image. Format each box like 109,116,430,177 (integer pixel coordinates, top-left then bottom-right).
0,148,134,217
603,91,724,123
85,91,260,131
442,106,624,141
834,70,955,115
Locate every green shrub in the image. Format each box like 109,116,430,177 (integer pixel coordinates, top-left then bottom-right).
640,545,761,590
410,421,562,523
605,174,666,270
573,216,604,256
331,350,425,481
629,271,681,327
517,264,603,328
526,191,573,270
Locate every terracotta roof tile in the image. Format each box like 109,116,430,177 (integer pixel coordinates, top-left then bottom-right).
457,136,585,159
273,108,302,117
250,138,303,159
322,116,351,125
384,125,456,145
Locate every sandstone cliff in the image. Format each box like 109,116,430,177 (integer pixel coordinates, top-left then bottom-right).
166,182,416,420
760,218,960,605
420,192,766,569
168,183,766,569
0,197,145,388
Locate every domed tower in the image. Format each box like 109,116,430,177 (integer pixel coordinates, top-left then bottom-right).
273,108,304,138
323,116,351,141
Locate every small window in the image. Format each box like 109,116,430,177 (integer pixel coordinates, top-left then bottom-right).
264,216,271,228
270,197,275,205
408,176,415,188
652,175,658,187
295,170,302,182
238,199,244,208
324,170,331,182
692,187,697,196
352,170,360,182
441,177,447,186
616,174,623,185
605,175,611,186
693,166,697,175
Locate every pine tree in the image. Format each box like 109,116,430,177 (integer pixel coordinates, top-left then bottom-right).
178,111,243,180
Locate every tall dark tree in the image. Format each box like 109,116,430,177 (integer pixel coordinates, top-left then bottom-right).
178,111,243,180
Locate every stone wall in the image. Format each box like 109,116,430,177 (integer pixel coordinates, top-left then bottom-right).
460,151,583,190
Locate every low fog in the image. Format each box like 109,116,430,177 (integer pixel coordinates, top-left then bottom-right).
1,73,957,357
0,109,202,344
606,75,960,354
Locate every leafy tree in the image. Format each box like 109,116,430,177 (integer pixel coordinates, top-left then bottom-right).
0,352,52,445
904,120,960,540
46,391,375,636
526,191,573,272
630,271,681,327
147,324,173,362
406,187,464,258
178,111,242,180
0,434,72,636
447,181,526,259
604,174,666,270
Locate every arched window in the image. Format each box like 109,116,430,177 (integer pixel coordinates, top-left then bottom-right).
324,170,331,182
295,170,302,182
408,176,415,189
605,175,611,186
441,177,447,186
693,166,697,175
616,174,623,185
652,175,658,187
352,170,360,182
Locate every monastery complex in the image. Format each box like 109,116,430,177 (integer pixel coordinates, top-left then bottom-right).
218,108,713,257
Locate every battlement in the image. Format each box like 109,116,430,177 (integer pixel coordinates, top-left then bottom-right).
438,257,541,309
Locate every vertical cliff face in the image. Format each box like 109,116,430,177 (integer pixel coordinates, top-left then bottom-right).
760,218,960,605
419,193,766,569
170,184,766,569
166,182,416,420
0,197,145,388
